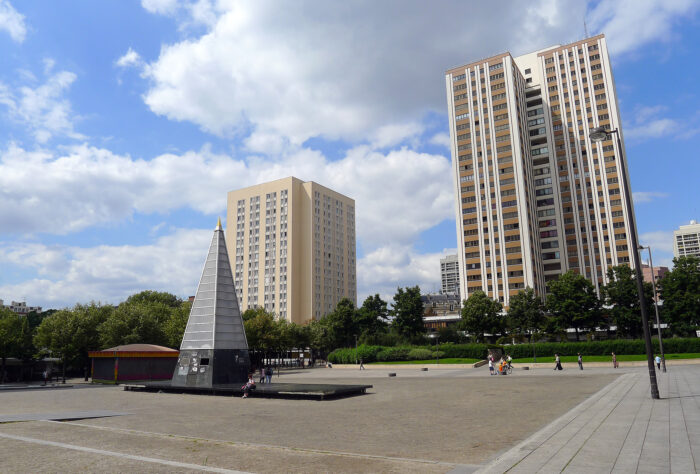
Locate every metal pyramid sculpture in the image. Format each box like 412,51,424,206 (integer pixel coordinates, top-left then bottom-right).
171,218,250,387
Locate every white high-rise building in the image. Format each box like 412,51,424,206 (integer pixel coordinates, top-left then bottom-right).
673,220,700,259
445,34,634,305
440,254,460,296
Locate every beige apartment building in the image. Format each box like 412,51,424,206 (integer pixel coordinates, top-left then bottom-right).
445,34,634,305
226,177,356,325
673,220,700,259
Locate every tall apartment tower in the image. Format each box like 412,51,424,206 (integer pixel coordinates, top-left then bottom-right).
673,220,700,259
440,254,460,296
226,177,356,325
445,34,634,305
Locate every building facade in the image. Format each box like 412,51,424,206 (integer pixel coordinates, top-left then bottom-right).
445,34,634,305
641,263,669,285
440,254,460,296
673,220,700,259
421,293,461,333
0,300,42,314
226,177,356,325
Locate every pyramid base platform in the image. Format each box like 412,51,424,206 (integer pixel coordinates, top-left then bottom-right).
124,381,372,400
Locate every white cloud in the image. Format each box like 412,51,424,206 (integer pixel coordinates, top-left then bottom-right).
0,142,452,247
0,229,211,308
0,67,85,143
0,0,26,42
115,48,143,68
624,105,699,141
141,0,179,16
429,132,451,149
633,191,668,204
369,122,424,149
639,230,675,267
587,0,699,56
140,1,589,144
357,244,449,303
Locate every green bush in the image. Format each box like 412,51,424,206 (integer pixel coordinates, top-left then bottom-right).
327,344,383,364
376,346,411,361
504,338,700,359
407,348,433,360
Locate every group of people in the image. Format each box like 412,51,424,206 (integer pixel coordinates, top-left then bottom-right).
488,354,512,375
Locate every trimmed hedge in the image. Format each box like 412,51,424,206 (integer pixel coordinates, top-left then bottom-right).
504,338,700,359
326,339,699,364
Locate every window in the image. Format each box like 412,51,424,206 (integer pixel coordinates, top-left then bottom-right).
489,62,503,71
490,72,504,80
452,73,466,82
453,83,467,92
535,187,553,196
535,177,552,186
455,113,470,121
524,68,531,73
492,92,506,101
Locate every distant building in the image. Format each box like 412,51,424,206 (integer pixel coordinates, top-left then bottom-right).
421,293,461,333
226,177,356,325
673,220,700,259
0,299,42,315
440,254,460,297
641,263,669,285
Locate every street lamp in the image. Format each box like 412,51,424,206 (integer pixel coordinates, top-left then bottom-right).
590,126,660,399
640,245,667,372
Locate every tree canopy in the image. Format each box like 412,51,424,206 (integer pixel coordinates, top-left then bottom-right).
391,286,425,341
506,287,545,342
602,265,653,338
460,290,503,342
546,271,601,340
659,256,700,336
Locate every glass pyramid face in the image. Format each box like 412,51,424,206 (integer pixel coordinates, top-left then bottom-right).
180,224,248,350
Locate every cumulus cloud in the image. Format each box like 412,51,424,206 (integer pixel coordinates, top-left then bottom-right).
633,191,668,204
0,142,452,246
0,67,85,143
587,0,699,56
429,132,451,149
639,230,675,268
0,0,25,42
115,47,143,68
140,0,589,144
357,244,450,303
0,229,212,308
625,105,700,141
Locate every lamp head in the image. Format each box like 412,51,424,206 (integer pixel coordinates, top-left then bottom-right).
589,126,609,142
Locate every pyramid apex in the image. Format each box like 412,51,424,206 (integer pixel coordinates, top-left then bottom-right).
216,217,222,230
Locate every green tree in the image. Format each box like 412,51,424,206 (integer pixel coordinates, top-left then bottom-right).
0,308,24,383
243,310,276,353
460,290,503,342
125,290,182,308
658,256,700,336
99,300,171,348
507,287,545,342
602,265,654,338
546,271,601,341
356,294,389,339
163,300,192,348
320,298,359,348
307,319,333,362
391,286,425,341
242,307,270,322
35,303,110,380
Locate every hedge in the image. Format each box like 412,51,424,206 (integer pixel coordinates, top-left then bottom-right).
504,338,700,359
326,339,699,364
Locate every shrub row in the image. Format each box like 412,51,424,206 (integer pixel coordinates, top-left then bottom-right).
505,338,700,359
327,339,700,363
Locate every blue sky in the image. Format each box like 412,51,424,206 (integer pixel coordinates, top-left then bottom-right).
0,0,698,309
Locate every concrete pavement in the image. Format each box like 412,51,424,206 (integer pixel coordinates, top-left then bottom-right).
476,364,700,473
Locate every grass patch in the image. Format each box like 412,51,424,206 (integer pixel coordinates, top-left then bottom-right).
368,357,479,365
511,353,700,364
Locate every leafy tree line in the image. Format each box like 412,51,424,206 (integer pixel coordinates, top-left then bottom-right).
460,257,700,342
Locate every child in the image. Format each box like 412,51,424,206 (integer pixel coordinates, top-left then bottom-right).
242,374,255,398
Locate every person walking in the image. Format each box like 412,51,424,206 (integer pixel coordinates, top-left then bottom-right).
265,365,273,384
488,357,494,375
359,358,365,370
578,353,583,370
612,352,618,369
655,355,661,370
554,353,563,371
42,369,48,386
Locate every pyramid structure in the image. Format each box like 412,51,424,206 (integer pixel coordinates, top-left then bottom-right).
171,219,250,387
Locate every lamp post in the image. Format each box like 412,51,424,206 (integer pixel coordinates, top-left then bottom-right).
355,335,358,365
590,126,659,399
640,245,667,372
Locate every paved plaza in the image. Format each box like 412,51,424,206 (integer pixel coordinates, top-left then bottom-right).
0,363,697,472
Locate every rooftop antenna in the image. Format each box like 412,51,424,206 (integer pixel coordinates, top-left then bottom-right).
584,17,589,38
